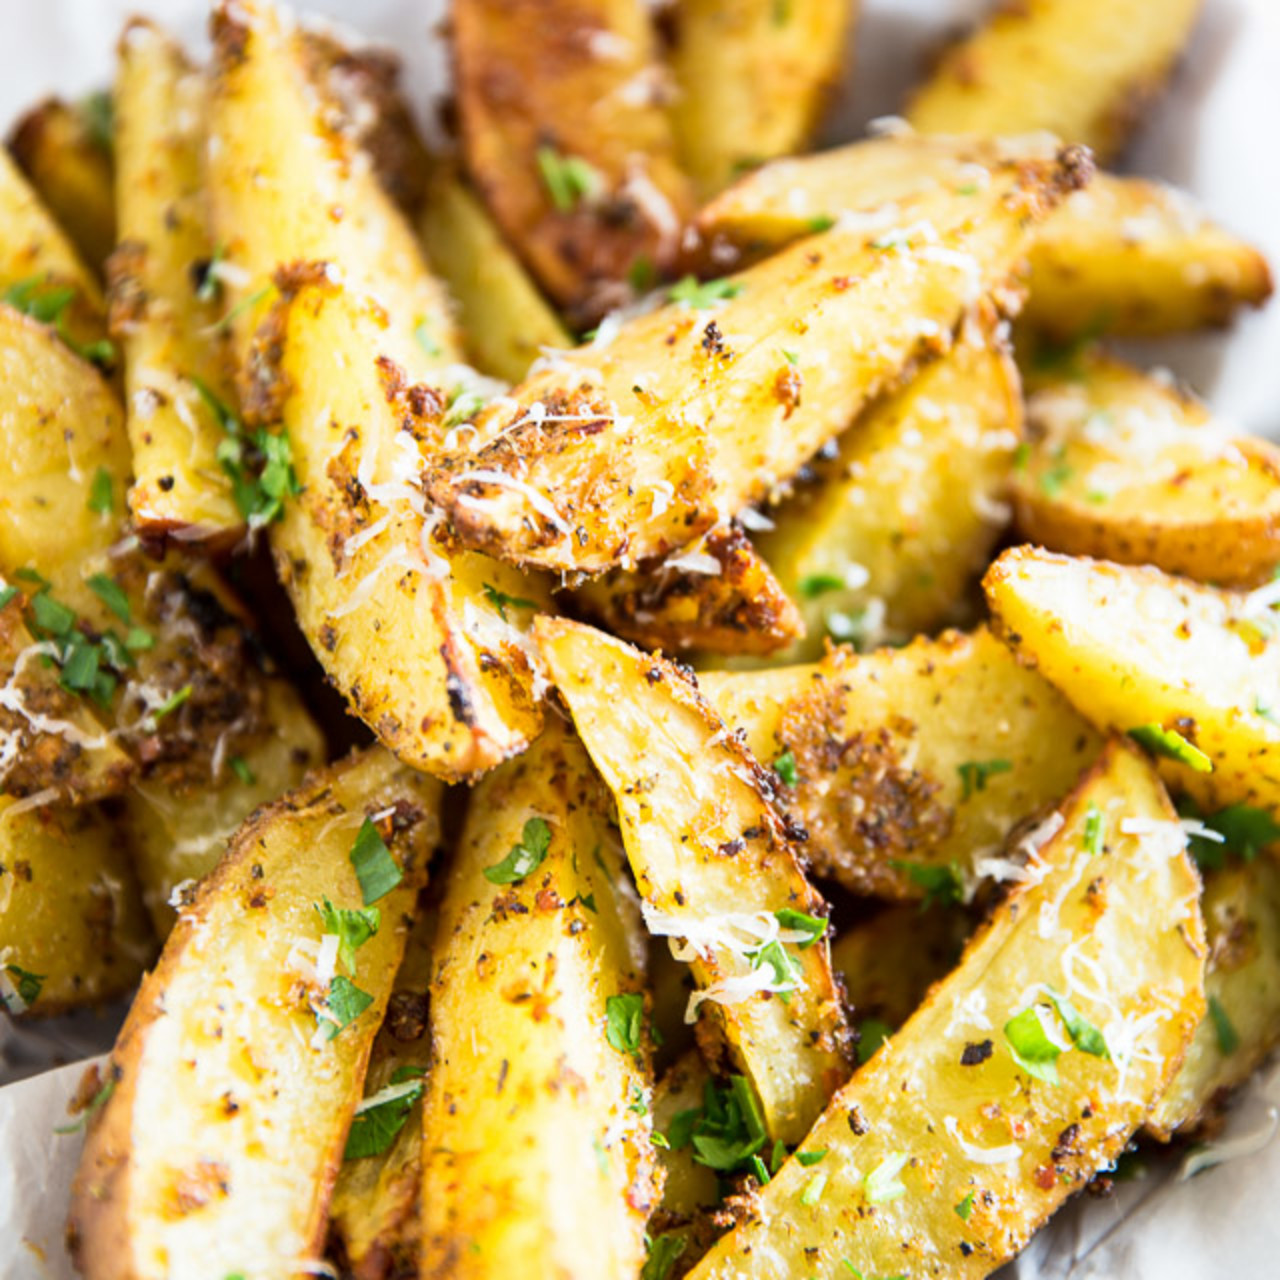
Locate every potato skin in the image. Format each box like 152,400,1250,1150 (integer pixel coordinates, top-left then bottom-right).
690,741,1205,1279
69,747,442,1280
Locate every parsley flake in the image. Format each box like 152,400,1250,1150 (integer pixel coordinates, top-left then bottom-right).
668,276,743,309
771,749,799,787
88,467,114,514
481,582,538,622
151,684,191,723
1003,1004,1064,1084
955,1190,976,1221
890,859,962,909
54,1074,115,1134
344,1067,426,1160
316,975,373,1041
536,146,602,212
857,1016,892,1065
316,898,380,971
1083,806,1105,855
801,1169,829,1205
0,585,16,610
1208,994,1239,1056
1128,724,1212,772
86,573,131,623
229,755,256,785
350,819,402,905
864,1151,908,1204
483,817,552,885
775,907,826,947
642,1232,688,1280
748,938,802,1001
2,963,44,1011
605,992,645,1061
798,573,846,599
807,214,836,232
796,1148,828,1167
957,758,1012,800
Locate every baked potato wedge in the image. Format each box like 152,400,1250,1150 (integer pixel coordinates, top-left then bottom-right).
68,746,442,1280
668,0,855,199
699,628,1102,899
984,547,1280,817
8,93,116,273
416,161,573,384
111,18,243,544
698,139,1270,341
1012,353,1280,588
0,797,153,1015
0,145,113,370
207,0,554,779
420,720,657,1279
689,740,1205,1279
537,617,851,1143
1149,854,1280,1140
426,148,1088,576
903,0,1202,164
751,309,1020,660
452,0,692,322
329,901,436,1280
572,524,805,656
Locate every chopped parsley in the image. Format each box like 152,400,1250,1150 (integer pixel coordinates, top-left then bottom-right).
87,466,114,515
1181,800,1280,869
87,573,131,623
21,578,135,708
771,748,799,787
955,1190,976,1221
1038,459,1074,498
957,758,1012,800
665,1074,767,1175
775,907,827,947
349,819,403,905
151,684,191,723
343,1067,426,1160
1128,723,1212,772
807,214,836,232
0,586,16,610
194,376,300,528
748,937,802,1001
79,91,114,152
1003,1004,1063,1084
796,1148,828,1167
316,975,374,1041
481,582,538,622
229,755,256,785
414,318,442,358
483,816,552,885
1208,995,1239,1056
781,348,799,365
857,1016,892,1065
54,1074,115,1135
627,255,656,293
798,573,846,599
535,146,602,212
3,275,117,368
890,859,962,909
1047,987,1109,1059
605,992,645,1062
642,1232,688,1280
316,898,380,971
864,1151,908,1204
800,1170,828,1205
2,963,44,1011
668,275,743,309
1083,806,1105,855
1013,441,1031,471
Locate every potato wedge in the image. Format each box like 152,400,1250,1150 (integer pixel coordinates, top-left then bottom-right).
329,901,435,1280
698,138,1271,340
903,0,1202,164
669,0,855,199
699,628,1102,899
572,524,805,656
0,145,113,369
208,0,555,780
0,797,153,1014
111,19,243,543
420,720,657,1279
985,548,1280,818
1012,353,1280,588
1022,178,1272,339
1149,855,1280,1140
426,149,1087,576
833,905,972,1043
8,94,116,272
689,740,1205,1279
752,310,1020,660
69,746,442,1280
452,0,693,322
537,617,851,1143
417,162,573,384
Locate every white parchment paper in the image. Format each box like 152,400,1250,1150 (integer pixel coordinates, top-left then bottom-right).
1,1,1279,1276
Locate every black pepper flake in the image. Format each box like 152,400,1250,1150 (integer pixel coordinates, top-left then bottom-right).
961,1039,993,1066
700,320,729,358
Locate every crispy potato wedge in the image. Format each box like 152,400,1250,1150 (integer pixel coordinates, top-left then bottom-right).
427,149,1087,576
698,138,1271,340
0,797,153,1014
753,310,1020,660
700,628,1102,899
668,0,855,199
111,19,243,544
329,901,435,1280
208,0,554,780
689,740,1205,1280
1149,855,1280,1140
69,746,442,1280
452,0,692,321
417,162,573,384
420,720,657,1278
1023,178,1272,339
572,524,805,656
0,146,112,367
985,548,1280,817
903,0,1202,164
833,905,972,1043
537,617,851,1143
8,94,116,272
1012,353,1280,588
